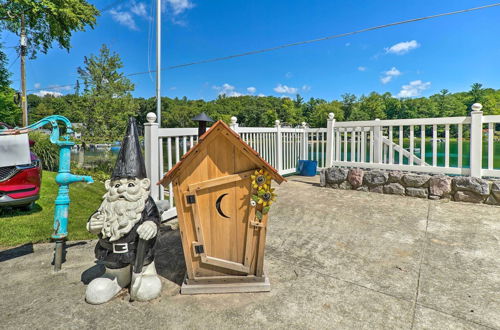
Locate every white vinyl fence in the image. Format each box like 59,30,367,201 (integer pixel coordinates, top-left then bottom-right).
144,103,500,218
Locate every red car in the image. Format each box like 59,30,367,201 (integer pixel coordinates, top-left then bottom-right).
0,127,42,211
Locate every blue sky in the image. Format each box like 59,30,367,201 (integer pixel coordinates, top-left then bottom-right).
2,0,500,100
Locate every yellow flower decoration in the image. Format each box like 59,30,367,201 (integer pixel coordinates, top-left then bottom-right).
257,188,277,207
251,169,271,190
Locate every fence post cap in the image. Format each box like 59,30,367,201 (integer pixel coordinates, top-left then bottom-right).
471,103,483,112
301,122,307,128
375,118,381,121
230,116,238,124
328,112,335,120
146,112,157,123
275,120,280,126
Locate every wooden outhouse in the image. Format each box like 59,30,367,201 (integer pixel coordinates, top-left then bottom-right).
159,120,285,294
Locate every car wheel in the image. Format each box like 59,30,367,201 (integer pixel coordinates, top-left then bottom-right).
20,202,34,211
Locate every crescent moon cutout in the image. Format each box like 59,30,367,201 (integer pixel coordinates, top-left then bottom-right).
215,193,230,218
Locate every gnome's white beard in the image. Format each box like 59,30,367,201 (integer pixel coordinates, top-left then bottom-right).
99,191,148,242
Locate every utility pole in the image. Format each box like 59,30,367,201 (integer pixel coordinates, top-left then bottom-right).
20,13,28,127
156,0,161,126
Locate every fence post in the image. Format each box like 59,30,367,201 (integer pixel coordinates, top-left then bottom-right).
301,122,308,160
230,116,239,133
325,112,335,168
373,118,382,164
470,103,483,178
275,120,283,173
144,112,160,200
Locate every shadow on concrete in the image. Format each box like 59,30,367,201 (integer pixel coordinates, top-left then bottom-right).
289,179,321,187
0,243,34,262
154,227,186,286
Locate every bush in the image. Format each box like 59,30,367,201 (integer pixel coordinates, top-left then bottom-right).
29,131,59,171
71,164,110,183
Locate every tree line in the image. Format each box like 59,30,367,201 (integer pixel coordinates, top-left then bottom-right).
1,43,499,143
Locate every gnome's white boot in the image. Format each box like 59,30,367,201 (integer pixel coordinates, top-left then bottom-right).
86,265,131,304
130,261,162,302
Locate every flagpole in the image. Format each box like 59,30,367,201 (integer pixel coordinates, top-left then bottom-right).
156,0,161,126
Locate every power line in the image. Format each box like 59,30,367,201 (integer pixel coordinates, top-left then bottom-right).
26,3,500,92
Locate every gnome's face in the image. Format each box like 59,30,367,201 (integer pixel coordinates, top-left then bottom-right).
98,178,151,241
105,178,151,203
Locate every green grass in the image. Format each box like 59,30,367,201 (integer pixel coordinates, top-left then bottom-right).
0,171,106,247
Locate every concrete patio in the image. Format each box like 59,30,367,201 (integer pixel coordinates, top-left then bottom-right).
0,175,498,329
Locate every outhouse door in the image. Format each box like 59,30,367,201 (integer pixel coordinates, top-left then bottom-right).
186,169,258,274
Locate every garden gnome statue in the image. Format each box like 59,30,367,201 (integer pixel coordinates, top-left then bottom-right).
85,118,162,304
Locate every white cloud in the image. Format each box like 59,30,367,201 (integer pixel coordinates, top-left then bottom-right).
301,85,311,92
34,83,41,89
163,0,194,15
131,2,148,18
285,72,293,79
246,87,256,94
110,9,138,30
35,90,63,97
397,80,431,98
358,66,366,72
213,83,243,97
274,84,298,94
385,40,420,55
380,67,401,84
257,93,266,97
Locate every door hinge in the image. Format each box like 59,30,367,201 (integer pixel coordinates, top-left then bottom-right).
186,195,196,204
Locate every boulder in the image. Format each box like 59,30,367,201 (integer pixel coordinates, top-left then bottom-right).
383,183,405,195
369,186,384,194
491,181,500,200
452,177,489,196
356,186,369,192
429,195,441,200
388,171,404,183
327,183,339,189
429,175,452,197
485,195,498,205
339,181,352,190
347,169,364,188
453,191,484,203
325,167,348,184
319,170,326,187
406,187,428,198
363,170,388,187
403,174,430,187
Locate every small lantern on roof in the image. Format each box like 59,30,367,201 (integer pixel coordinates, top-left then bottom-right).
191,112,214,137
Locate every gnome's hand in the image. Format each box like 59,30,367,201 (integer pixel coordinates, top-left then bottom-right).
137,222,158,240
87,212,105,234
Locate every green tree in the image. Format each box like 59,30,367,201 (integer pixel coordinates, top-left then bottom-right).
77,44,138,142
0,40,20,125
0,0,98,58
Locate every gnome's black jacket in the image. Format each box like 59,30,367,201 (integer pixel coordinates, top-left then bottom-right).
91,196,161,269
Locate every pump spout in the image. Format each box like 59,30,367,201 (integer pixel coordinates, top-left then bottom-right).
56,173,94,185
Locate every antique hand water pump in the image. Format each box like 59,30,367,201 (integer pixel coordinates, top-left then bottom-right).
0,115,93,271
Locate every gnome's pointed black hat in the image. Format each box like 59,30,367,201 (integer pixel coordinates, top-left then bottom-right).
111,117,147,180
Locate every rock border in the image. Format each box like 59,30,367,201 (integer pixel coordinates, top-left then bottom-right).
320,167,499,205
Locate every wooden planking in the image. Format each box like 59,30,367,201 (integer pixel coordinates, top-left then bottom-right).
255,212,269,277
181,275,270,295
187,169,255,192
173,181,196,279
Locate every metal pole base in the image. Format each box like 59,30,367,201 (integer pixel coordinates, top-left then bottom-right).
53,240,65,272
